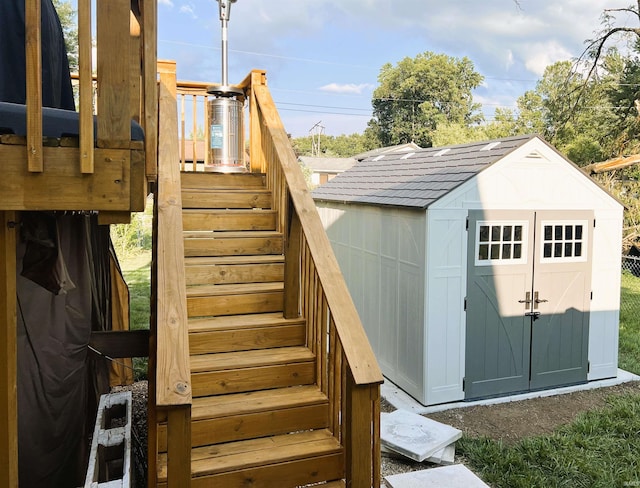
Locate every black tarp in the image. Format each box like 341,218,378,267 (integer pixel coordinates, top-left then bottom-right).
0,0,75,110
2,2,112,486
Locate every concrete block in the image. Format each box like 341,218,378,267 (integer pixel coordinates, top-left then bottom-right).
384,464,489,488
381,410,462,462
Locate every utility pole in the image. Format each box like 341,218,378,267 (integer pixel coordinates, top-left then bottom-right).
309,121,324,157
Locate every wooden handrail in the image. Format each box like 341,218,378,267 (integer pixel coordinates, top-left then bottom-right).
250,75,382,487
253,83,383,386
155,60,191,407
154,59,191,487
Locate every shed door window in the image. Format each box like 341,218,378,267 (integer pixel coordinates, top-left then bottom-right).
540,221,587,262
475,221,528,265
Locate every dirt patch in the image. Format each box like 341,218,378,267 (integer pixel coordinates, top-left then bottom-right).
403,382,640,445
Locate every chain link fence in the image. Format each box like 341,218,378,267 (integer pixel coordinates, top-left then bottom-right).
621,255,640,318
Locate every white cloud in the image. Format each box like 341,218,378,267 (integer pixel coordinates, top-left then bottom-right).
319,83,374,95
523,41,573,76
180,4,197,19
158,0,173,6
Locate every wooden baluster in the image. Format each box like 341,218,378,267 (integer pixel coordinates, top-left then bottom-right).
191,94,197,172
0,212,18,487
180,94,186,171
141,0,158,181
97,0,130,148
25,0,43,172
78,0,94,173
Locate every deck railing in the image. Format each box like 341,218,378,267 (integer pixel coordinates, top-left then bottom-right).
149,60,192,487
22,0,158,180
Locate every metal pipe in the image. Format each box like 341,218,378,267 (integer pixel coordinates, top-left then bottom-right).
217,0,236,87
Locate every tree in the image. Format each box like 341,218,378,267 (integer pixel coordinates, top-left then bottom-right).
53,0,78,71
291,133,375,157
366,51,484,148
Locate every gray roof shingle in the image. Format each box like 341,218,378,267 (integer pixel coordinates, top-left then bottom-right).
312,134,537,209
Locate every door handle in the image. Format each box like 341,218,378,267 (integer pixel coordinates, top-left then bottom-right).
534,291,548,308
518,291,531,308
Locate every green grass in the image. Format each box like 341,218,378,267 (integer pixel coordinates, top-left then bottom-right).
619,271,640,375
120,251,151,380
456,271,640,487
458,392,640,487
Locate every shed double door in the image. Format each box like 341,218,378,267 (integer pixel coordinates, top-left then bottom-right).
464,210,592,400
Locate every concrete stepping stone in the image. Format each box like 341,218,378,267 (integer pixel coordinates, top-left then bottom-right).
384,464,489,488
381,410,462,462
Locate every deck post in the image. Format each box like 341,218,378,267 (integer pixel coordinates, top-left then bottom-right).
249,70,267,173
0,212,18,487
284,210,301,319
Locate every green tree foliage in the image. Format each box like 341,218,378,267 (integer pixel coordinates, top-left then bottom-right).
53,0,78,71
367,51,484,148
291,133,375,157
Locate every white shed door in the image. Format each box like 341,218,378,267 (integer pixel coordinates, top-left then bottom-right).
465,210,592,400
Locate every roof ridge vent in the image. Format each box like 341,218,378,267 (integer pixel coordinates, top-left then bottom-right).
373,155,385,161
480,141,501,151
401,152,415,160
433,148,451,157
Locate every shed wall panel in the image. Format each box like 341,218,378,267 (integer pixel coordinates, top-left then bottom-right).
317,203,426,400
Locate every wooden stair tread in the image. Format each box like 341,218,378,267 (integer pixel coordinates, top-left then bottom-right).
190,346,314,373
181,190,272,210
184,230,282,238
189,312,303,333
157,429,342,480
181,172,266,190
186,281,283,297
185,255,284,266
191,385,327,420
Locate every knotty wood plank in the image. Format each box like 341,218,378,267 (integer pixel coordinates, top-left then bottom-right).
183,232,283,257
181,171,265,190
185,261,283,286
191,362,315,397
166,405,191,488
187,290,283,317
182,210,277,232
0,146,131,210
345,379,375,487
130,148,147,212
97,0,130,148
186,282,283,297
181,189,272,209
158,402,328,450
189,323,305,355
0,212,18,487
187,312,301,333
190,346,313,373
155,60,191,407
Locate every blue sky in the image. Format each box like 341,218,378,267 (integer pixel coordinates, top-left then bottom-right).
155,0,615,137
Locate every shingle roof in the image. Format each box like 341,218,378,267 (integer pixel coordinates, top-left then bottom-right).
312,134,537,209
352,142,422,161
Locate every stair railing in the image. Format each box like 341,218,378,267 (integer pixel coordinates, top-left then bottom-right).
149,60,192,487
248,71,383,488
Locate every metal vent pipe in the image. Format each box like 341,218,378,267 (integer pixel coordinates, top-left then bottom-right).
206,0,245,172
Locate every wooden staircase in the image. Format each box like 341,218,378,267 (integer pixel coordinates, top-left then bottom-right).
155,172,345,487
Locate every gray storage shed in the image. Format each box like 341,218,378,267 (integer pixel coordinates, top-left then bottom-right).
313,135,623,406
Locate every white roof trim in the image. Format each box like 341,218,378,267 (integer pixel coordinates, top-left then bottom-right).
480,141,501,151
433,148,451,157
401,152,415,160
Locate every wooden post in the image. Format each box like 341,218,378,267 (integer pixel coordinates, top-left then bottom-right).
249,70,267,173
345,375,379,488
141,0,158,181
25,0,43,173
166,406,191,487
283,210,301,319
0,212,18,487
